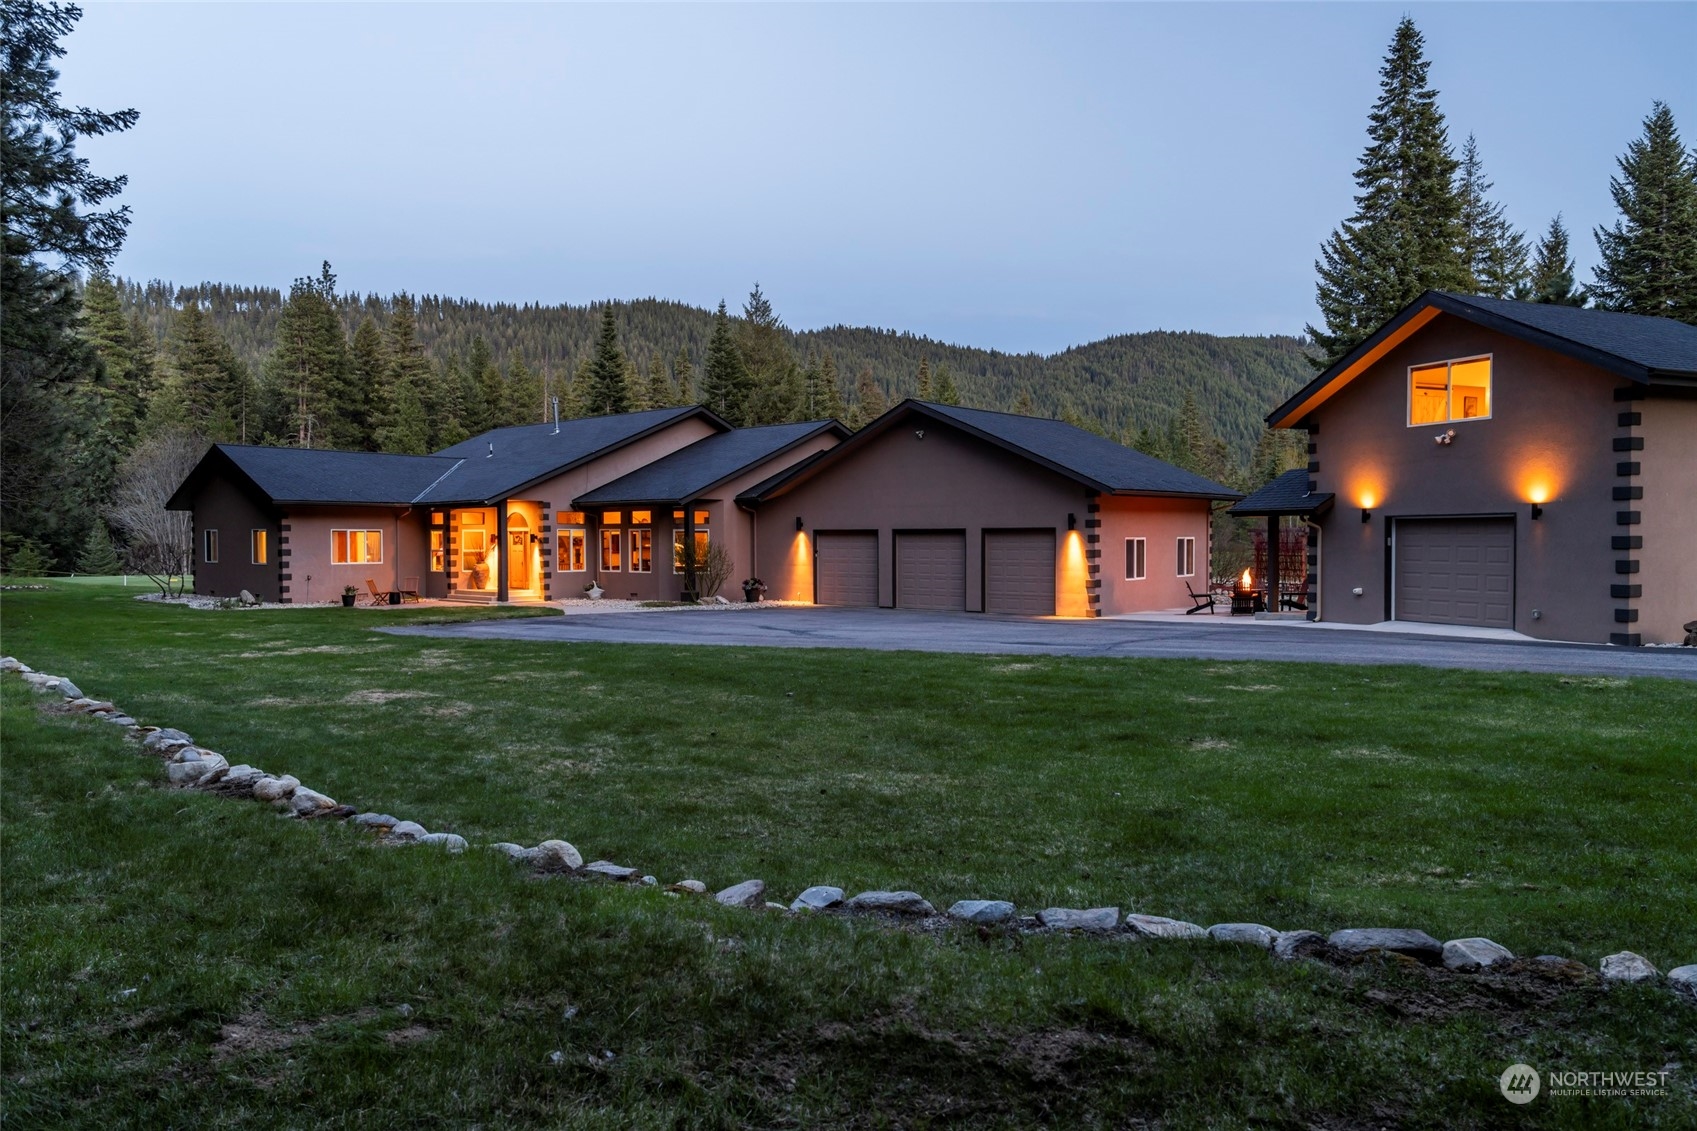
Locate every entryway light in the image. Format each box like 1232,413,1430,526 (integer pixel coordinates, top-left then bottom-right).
1067,513,1077,530
795,516,804,531
1530,504,1544,521
1360,508,1372,524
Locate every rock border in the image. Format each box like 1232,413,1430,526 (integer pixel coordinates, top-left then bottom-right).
4,653,1690,1004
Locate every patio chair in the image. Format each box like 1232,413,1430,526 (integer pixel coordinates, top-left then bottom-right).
1184,581,1217,615
400,576,422,603
363,578,389,607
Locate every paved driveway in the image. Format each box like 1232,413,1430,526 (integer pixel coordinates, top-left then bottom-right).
382,606,1697,681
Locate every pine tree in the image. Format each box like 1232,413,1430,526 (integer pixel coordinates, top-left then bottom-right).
736,284,801,424
461,334,495,434
376,294,434,450
1455,135,1528,298
699,301,753,424
432,355,469,447
560,357,593,419
644,353,671,411
916,356,933,400
80,271,151,439
931,363,961,406
376,373,430,454
264,262,354,448
349,316,387,448
818,352,846,419
856,365,889,419
672,347,695,405
1521,215,1585,306
1011,389,1035,416
75,522,121,574
505,356,543,425
1591,102,1697,322
1308,17,1468,367
584,307,630,415
153,302,254,442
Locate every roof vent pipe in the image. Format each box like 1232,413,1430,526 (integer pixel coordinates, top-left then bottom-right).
552,397,560,434
487,442,494,459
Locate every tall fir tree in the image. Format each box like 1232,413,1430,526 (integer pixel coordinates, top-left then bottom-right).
1591,102,1697,323
699,301,753,424
375,294,434,452
931,363,961,406
855,365,888,422
1455,135,1528,298
80,271,152,440
1520,215,1585,306
672,347,695,406
1011,389,1036,416
916,356,932,400
151,302,254,442
1308,17,1468,367
644,352,671,411
433,355,470,447
583,307,630,415
505,356,543,425
816,351,846,419
736,283,801,424
349,315,387,448
461,334,495,434
264,262,355,448
74,521,122,574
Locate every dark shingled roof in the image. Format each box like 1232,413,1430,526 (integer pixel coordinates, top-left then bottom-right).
575,421,847,507
1227,468,1334,516
741,400,1240,503
167,444,461,509
420,407,716,504
1270,290,1697,427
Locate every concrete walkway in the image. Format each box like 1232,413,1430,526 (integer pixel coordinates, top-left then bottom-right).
381,606,1697,681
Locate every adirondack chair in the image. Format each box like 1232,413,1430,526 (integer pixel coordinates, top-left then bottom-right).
1185,581,1217,615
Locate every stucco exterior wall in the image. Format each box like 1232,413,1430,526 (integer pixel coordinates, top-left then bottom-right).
191,476,280,600
280,507,428,605
1310,314,1621,642
1635,396,1697,644
1094,495,1216,613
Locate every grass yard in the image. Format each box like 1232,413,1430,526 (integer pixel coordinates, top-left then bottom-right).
4,580,1695,1127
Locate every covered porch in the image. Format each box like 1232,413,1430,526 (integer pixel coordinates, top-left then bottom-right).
1227,468,1334,617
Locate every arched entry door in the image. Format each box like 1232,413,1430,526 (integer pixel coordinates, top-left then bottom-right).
507,512,531,590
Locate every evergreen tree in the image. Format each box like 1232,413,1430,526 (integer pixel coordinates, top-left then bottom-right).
644,353,671,411
349,315,387,448
505,356,543,425
855,365,889,421
817,352,846,419
1308,17,1468,367
75,522,121,574
1520,215,1585,306
584,307,630,415
462,334,495,434
1011,389,1036,416
699,301,753,424
433,355,469,447
916,356,933,400
376,373,430,454
736,283,801,424
152,302,253,442
80,271,151,439
376,294,434,450
672,347,695,405
1591,102,1697,322
264,262,355,448
1455,135,1528,298
560,357,593,419
931,362,961,406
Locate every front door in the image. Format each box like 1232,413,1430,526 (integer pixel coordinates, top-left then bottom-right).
507,513,531,590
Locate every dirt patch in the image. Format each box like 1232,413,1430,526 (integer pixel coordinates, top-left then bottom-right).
212,1011,314,1061
342,689,437,705
384,1024,435,1046
235,645,364,659
1188,737,1236,751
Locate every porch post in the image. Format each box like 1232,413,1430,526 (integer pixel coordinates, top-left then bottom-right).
496,499,510,604
683,502,698,600
1266,514,1281,611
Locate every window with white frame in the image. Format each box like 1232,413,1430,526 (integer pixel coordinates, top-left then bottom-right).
600,528,622,571
332,529,382,564
556,527,586,571
1175,536,1195,578
629,528,653,573
203,529,219,563
250,529,268,565
1125,537,1146,581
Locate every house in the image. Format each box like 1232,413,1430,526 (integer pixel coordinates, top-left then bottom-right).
737,400,1240,616
169,399,1238,617
1244,291,1697,644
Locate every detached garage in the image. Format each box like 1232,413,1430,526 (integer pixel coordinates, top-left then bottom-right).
740,400,1239,618
1393,517,1514,628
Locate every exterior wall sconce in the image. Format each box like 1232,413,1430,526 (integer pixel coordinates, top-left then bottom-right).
1067,513,1077,531
1530,504,1543,520
1360,508,1371,524
795,516,804,531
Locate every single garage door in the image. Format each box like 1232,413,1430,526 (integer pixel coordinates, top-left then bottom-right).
1394,517,1514,628
984,529,1055,616
895,532,966,611
815,531,878,607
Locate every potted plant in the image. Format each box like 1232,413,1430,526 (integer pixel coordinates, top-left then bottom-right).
341,584,358,607
583,579,604,600
740,577,767,603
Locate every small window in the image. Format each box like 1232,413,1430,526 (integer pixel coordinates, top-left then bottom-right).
556,510,585,526
250,529,268,565
430,530,445,572
673,528,710,573
601,510,623,526
332,529,383,564
203,529,219,563
630,509,652,525
1175,536,1195,578
1125,537,1146,581
672,509,711,526
629,529,653,572
1408,355,1491,426
557,528,586,572
600,528,622,571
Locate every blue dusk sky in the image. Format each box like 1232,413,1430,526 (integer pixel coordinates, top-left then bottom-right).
59,2,1696,354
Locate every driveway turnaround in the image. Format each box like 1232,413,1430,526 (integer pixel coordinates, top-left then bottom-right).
382,606,1697,681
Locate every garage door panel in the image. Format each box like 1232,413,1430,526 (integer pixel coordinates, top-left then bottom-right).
895,532,966,611
1394,518,1514,629
816,532,878,607
985,530,1055,616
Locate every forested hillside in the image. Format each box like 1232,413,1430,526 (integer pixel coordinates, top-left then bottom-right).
112,278,1313,460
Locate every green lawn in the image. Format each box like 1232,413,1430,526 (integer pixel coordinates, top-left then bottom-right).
4,581,1694,1127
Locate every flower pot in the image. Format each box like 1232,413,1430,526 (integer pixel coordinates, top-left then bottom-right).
585,584,604,600
341,594,356,607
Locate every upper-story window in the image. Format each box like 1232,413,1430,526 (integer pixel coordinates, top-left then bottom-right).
1409,355,1491,426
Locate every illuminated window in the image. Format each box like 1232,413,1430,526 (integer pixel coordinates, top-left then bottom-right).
430,530,445,572
332,530,383,564
203,529,219,563
1125,537,1146,581
1175,536,1195,578
250,529,268,565
1409,355,1491,425
600,528,622,571
672,509,711,526
673,528,710,573
629,529,653,572
557,528,586,571
601,510,623,526
631,509,652,525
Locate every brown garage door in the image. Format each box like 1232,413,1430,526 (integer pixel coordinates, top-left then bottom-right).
1394,518,1514,628
895,532,966,611
984,529,1055,615
815,531,878,606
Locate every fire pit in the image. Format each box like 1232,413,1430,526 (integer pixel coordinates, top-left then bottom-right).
1230,568,1266,616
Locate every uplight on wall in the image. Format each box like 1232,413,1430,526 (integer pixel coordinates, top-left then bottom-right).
1360,508,1372,524
1530,504,1544,521
795,516,804,531
1067,513,1077,531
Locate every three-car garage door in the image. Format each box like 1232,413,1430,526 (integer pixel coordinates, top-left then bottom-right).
814,532,878,606
895,532,966,611
984,530,1055,615
1393,517,1514,628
